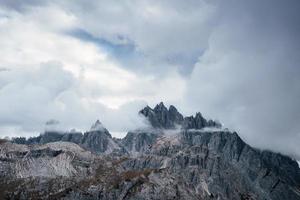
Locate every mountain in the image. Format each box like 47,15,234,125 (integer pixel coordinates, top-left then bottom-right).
12,120,124,155
121,129,160,156
139,102,221,129
81,120,122,154
2,103,300,200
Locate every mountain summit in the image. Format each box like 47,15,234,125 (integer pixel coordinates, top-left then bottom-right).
139,102,183,128
139,102,221,129
2,102,300,199
90,119,106,132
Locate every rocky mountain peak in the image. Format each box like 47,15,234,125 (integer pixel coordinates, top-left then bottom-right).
154,102,168,111
195,112,203,118
168,105,178,112
139,102,183,129
139,102,220,130
11,119,119,154
4,103,300,199
90,119,106,132
80,119,119,153
139,105,153,116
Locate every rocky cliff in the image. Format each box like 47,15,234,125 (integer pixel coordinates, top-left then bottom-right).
139,102,221,129
2,103,299,200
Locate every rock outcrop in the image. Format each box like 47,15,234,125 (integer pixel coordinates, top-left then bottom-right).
121,129,161,155
139,102,184,129
139,102,221,129
81,120,120,154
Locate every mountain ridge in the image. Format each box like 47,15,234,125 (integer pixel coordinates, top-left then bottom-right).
1,102,299,200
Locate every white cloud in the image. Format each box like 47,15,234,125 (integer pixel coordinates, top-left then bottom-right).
184,0,300,159
55,0,217,73
0,62,151,137
0,0,300,160
0,3,187,137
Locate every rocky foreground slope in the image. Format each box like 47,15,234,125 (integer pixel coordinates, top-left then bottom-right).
1,103,300,200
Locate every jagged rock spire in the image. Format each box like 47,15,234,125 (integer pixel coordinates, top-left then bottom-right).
154,102,167,111
90,119,105,132
139,102,183,129
139,102,221,130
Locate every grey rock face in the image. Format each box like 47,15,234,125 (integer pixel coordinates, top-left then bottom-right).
80,120,114,154
139,102,221,129
2,129,299,200
0,141,95,178
11,131,64,145
61,132,83,144
121,130,161,154
81,130,111,154
183,112,221,129
3,103,300,199
139,102,184,129
12,120,123,154
39,131,65,144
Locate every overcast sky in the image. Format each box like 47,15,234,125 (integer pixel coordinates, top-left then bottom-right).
0,0,299,159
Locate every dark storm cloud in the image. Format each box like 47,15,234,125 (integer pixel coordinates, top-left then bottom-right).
184,0,300,159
